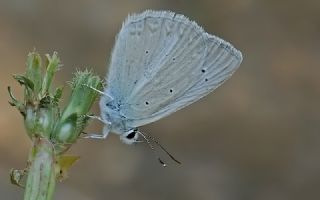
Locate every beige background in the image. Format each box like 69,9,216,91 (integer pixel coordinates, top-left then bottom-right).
1,0,320,199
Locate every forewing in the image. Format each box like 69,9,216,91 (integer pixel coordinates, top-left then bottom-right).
127,35,242,127
106,11,208,118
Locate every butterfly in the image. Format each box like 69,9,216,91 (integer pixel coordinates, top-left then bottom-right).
87,10,242,166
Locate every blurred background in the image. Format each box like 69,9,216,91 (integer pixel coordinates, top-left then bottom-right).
1,0,320,199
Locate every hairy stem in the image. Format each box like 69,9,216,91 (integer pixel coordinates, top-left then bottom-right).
24,137,55,200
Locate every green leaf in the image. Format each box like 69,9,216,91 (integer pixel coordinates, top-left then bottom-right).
53,87,63,104
7,86,26,116
13,75,34,91
55,155,80,181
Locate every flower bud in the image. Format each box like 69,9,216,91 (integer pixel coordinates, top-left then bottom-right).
52,70,102,147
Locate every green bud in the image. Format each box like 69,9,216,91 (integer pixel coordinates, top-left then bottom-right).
52,70,102,146
41,52,60,96
24,105,56,138
26,52,42,96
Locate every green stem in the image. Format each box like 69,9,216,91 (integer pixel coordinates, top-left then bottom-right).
24,137,56,200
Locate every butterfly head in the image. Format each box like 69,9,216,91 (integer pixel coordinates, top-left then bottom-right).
120,128,139,145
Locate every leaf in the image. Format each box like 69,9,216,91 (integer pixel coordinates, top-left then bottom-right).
10,168,28,188
13,75,34,91
53,87,63,103
55,155,80,181
7,86,26,116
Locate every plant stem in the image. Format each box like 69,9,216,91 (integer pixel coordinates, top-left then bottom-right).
24,137,56,200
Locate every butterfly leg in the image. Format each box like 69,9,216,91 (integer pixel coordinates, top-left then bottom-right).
82,115,111,139
82,125,111,139
86,115,111,124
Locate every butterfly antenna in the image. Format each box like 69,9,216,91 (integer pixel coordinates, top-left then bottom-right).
151,136,181,165
137,131,167,167
81,84,113,102
81,84,105,95
139,131,181,165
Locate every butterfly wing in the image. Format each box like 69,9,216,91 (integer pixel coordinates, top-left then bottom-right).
104,10,242,129
127,35,242,127
107,10,206,101
106,11,207,112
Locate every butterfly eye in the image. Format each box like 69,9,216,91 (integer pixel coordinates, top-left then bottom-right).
126,130,136,139
121,129,139,145
201,69,206,73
